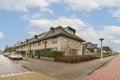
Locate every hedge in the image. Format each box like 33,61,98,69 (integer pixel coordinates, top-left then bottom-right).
93,53,110,59
55,55,96,63
89,48,94,52
55,53,111,63
35,50,63,58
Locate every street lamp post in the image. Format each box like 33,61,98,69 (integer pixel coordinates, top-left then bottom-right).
99,38,104,61
111,47,113,56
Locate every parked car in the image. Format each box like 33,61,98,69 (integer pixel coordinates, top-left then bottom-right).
9,54,22,60
3,53,10,57
8,52,16,58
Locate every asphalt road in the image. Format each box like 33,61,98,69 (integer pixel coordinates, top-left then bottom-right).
0,55,30,77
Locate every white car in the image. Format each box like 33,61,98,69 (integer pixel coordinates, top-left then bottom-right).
9,54,22,60
3,53,10,57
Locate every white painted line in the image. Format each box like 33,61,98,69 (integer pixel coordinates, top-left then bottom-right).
0,71,34,77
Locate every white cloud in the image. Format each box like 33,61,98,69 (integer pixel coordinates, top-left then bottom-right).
27,16,87,36
113,40,120,44
64,0,100,11
100,26,120,44
2,0,120,12
64,0,120,11
30,16,86,30
111,9,120,20
28,29,38,36
0,32,4,38
47,0,61,3
0,0,60,13
21,12,43,20
79,27,99,43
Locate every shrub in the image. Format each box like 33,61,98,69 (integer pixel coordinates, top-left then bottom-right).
35,50,40,56
93,53,110,59
55,55,96,63
89,48,94,52
35,50,63,58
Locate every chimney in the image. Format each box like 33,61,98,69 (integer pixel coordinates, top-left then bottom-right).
21,42,23,44
34,35,38,38
50,27,55,32
26,39,29,42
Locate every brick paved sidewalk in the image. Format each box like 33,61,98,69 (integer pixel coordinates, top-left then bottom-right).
0,72,58,80
67,55,120,80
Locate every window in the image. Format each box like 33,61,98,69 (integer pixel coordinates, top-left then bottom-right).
52,37,57,43
38,41,41,46
64,38,69,42
42,41,47,44
31,43,35,47
47,40,50,44
42,41,44,44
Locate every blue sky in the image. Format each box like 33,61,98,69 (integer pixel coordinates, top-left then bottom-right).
0,0,120,52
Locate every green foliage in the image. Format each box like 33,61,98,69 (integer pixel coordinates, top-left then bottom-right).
89,48,94,52
16,51,26,57
35,50,40,56
35,50,63,58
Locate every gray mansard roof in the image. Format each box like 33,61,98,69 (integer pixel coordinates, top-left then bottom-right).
16,26,85,47
36,26,85,42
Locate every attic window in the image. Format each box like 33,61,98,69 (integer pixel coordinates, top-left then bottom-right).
26,39,29,42
64,26,76,34
50,27,55,32
34,35,38,38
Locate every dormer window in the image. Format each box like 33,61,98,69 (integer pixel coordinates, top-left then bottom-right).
21,42,23,44
50,27,55,32
34,35,38,38
64,26,76,34
26,39,29,42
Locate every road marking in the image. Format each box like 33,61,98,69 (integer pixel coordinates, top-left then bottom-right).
0,71,34,77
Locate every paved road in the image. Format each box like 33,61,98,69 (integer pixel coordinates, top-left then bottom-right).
0,72,58,80
18,55,115,79
0,55,30,77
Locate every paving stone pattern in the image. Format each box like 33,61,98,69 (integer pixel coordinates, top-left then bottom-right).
66,55,120,80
